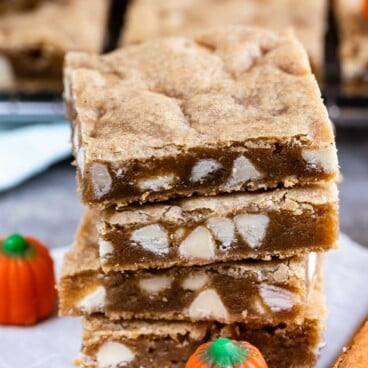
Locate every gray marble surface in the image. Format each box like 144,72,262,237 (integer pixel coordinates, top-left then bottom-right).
0,127,368,249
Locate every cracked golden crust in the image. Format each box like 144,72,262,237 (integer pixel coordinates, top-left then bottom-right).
104,182,338,225
65,26,334,165
334,0,368,95
121,0,327,79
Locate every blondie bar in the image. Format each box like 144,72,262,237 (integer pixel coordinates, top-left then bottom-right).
59,213,317,325
64,26,338,207
98,183,338,272
75,280,325,368
333,318,368,368
334,0,368,95
122,0,327,80
0,0,109,91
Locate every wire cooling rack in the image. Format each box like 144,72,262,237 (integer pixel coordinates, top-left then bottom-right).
0,0,366,126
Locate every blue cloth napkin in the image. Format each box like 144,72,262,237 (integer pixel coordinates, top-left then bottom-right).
0,122,71,191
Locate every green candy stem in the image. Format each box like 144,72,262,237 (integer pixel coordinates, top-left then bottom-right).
1,234,29,256
206,338,248,367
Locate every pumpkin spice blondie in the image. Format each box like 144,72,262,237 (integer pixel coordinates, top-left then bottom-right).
75,279,325,368
0,0,109,91
334,0,368,95
121,0,327,80
98,182,338,272
64,26,338,208
59,209,319,326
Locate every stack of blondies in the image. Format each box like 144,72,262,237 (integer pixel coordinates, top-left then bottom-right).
59,26,339,368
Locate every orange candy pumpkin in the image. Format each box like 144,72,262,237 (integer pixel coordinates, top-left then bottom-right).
186,337,268,368
0,234,57,325
364,0,368,20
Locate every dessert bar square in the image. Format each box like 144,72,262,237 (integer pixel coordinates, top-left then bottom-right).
75,279,325,368
59,212,317,325
333,318,368,368
122,0,327,80
98,183,338,272
65,26,338,207
0,0,109,91
334,0,368,95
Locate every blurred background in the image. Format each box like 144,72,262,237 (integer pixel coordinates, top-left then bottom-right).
0,0,367,251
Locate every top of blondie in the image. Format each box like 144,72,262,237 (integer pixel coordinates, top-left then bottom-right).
103,182,338,227
122,0,327,74
65,26,334,163
0,0,108,52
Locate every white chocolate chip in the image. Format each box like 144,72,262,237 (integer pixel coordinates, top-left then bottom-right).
188,289,228,321
227,156,262,186
99,239,114,262
206,217,235,251
179,226,215,259
96,341,135,368
173,227,186,243
182,274,209,291
76,148,85,178
139,275,172,294
250,296,268,315
308,253,317,284
131,224,169,255
115,168,126,178
234,214,269,249
77,286,106,313
63,76,71,100
91,163,112,199
190,159,222,183
0,56,14,86
138,174,174,192
259,284,298,312
72,127,79,152
84,109,99,121
302,148,338,173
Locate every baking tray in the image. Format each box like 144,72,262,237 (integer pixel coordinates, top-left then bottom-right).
0,0,367,126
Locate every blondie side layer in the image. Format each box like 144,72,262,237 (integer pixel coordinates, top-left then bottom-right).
122,0,327,80
64,26,338,207
334,0,368,95
59,214,317,325
0,0,109,91
98,183,338,272
75,280,325,368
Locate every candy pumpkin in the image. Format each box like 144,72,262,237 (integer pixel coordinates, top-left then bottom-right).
185,337,268,368
364,0,368,20
0,234,56,325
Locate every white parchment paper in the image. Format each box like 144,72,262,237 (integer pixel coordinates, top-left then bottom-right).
0,233,367,368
